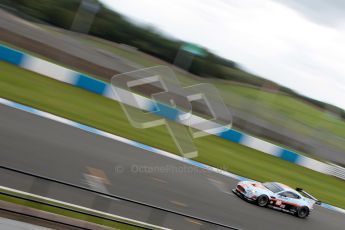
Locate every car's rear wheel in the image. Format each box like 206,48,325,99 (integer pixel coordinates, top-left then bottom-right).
257,195,269,207
296,206,309,218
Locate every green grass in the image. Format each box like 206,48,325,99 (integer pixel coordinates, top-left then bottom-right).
0,193,143,230
1,61,345,209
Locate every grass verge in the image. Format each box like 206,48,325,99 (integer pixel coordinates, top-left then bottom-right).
0,193,144,230
0,61,345,209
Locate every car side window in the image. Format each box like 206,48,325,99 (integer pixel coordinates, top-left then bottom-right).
279,191,300,199
278,192,288,197
289,192,300,199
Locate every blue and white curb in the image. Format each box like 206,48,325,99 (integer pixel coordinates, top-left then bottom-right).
0,44,344,180
320,203,345,215
0,97,344,215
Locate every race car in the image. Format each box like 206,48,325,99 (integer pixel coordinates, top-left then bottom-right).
232,181,321,218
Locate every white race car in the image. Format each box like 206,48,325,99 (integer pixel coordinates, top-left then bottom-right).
232,181,321,218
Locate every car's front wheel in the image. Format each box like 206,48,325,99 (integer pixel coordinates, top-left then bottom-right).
296,206,309,218
257,195,269,207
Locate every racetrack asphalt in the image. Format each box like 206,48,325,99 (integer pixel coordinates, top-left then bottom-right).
1,104,345,230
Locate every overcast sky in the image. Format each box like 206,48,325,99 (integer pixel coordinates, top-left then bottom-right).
99,0,345,110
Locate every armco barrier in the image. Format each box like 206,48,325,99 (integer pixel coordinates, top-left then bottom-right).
1,194,156,230
1,44,345,180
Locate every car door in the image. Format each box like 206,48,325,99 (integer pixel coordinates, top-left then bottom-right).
276,192,289,207
277,191,300,209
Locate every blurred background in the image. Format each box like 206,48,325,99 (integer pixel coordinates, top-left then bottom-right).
1,0,344,165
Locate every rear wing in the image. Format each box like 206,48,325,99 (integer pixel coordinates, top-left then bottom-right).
296,188,321,205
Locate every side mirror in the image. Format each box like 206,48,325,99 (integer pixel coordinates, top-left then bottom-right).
315,200,322,205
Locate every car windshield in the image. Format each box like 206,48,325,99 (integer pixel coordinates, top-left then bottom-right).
263,182,283,193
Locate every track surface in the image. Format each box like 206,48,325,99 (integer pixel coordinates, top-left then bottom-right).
1,104,345,230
